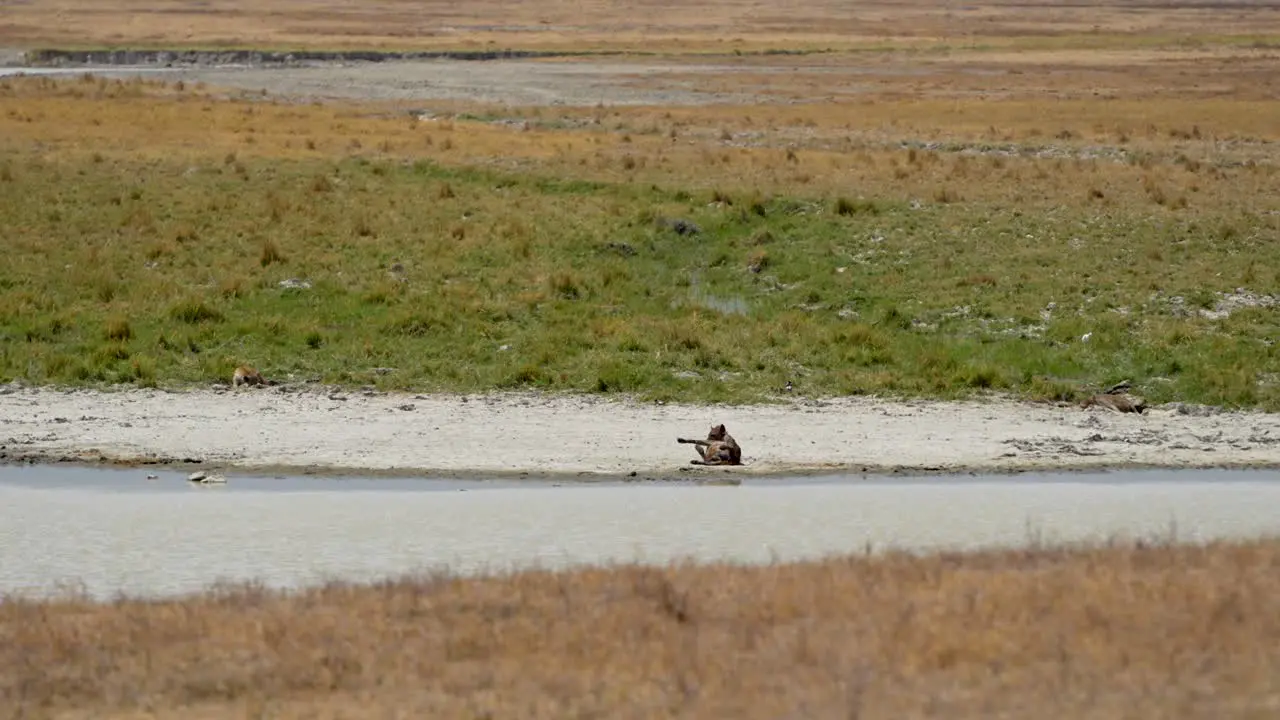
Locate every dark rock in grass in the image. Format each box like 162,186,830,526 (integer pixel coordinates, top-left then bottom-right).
656,217,701,236
602,241,637,257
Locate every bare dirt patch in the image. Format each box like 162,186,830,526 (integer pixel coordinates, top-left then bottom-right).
156,59,775,106
7,46,1277,108
2,386,1278,477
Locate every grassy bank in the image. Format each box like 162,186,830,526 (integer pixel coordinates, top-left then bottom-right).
1,77,1277,407
2,538,1278,718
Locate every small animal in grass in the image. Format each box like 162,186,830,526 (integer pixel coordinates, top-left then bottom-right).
677,423,743,466
232,365,267,388
1080,380,1147,414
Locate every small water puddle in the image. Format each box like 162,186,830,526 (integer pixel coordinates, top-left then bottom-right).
3,463,1278,600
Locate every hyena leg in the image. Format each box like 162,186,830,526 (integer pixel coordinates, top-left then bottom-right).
692,443,730,465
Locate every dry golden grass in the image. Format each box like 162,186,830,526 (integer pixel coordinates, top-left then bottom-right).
4,0,1280,52
2,75,1276,213
4,539,1280,719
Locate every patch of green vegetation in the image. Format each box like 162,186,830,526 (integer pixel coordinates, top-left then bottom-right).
1,152,1277,408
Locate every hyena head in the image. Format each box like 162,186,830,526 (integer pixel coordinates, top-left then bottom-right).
709,424,728,440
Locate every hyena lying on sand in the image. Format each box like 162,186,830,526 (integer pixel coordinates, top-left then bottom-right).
1081,393,1147,414
677,424,743,466
1080,380,1147,414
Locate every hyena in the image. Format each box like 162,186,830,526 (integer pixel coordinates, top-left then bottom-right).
232,365,267,388
1080,393,1147,414
1080,381,1146,414
677,423,743,466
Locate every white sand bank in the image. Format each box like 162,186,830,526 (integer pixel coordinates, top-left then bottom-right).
2,386,1279,478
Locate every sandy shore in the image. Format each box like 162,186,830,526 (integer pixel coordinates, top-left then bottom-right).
2,384,1279,478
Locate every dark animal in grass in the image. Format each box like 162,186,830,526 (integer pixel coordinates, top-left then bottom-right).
1080,380,1147,414
677,424,743,466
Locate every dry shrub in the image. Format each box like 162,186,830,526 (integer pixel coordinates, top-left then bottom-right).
259,239,286,266
168,298,223,324
102,316,132,341
934,186,961,203
1143,174,1168,205
219,276,246,299
958,273,998,288
309,174,333,193
352,214,375,238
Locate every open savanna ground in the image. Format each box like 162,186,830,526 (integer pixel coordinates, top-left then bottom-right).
3,538,1279,718
4,0,1280,53
0,66,1278,407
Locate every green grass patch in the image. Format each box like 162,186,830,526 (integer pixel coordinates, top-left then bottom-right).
1,152,1277,407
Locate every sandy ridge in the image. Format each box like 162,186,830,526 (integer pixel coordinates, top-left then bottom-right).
3,385,1280,478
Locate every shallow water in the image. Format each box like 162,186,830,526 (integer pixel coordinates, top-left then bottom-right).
3,464,1280,600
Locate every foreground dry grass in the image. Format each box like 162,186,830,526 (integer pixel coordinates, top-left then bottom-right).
3,539,1280,719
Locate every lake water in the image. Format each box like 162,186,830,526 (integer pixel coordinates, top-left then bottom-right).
3,464,1280,600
